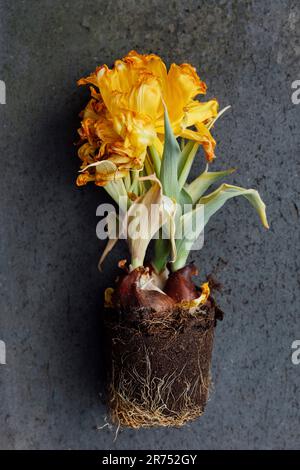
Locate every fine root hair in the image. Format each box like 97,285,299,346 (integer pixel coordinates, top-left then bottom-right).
108,349,210,429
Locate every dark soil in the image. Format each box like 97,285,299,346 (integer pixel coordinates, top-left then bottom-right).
103,297,223,428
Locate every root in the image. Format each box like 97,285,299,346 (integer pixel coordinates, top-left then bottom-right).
108,349,210,429
104,302,218,429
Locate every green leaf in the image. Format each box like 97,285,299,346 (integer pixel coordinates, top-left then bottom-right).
178,142,199,189
179,186,193,206
177,140,195,176
199,183,269,228
148,145,161,177
160,106,181,201
152,236,171,273
172,183,269,271
172,205,204,271
185,166,236,203
159,107,196,208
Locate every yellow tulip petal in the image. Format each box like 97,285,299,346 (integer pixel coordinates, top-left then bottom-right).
165,63,207,123
180,125,216,162
76,172,95,186
77,52,220,177
125,50,169,95
77,72,99,89
199,282,210,304
152,136,163,156
178,282,211,309
183,99,219,128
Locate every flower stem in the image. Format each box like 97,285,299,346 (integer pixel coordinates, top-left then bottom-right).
130,170,140,195
124,172,131,192
152,237,170,273
104,180,128,211
148,145,161,177
171,252,188,272
131,257,143,270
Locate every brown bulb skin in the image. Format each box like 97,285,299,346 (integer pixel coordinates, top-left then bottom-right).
113,267,174,313
164,264,199,302
112,268,142,311
131,284,174,311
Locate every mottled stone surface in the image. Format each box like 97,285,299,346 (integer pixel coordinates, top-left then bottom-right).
0,0,299,450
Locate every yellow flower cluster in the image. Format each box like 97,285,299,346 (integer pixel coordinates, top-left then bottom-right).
76,51,218,186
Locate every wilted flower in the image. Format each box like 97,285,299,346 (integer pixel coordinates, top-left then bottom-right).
77,51,218,186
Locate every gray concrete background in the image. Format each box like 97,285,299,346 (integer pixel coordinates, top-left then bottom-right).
0,0,299,450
